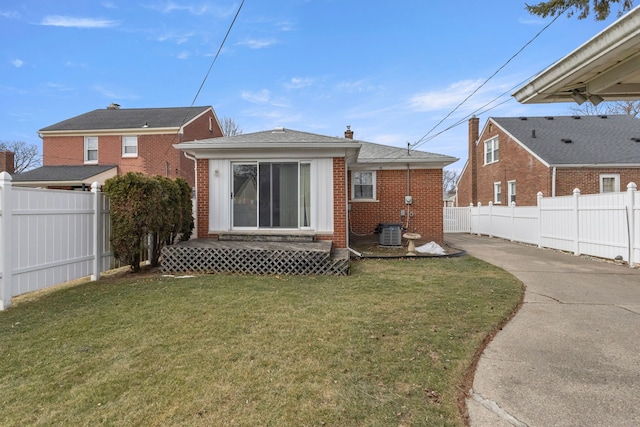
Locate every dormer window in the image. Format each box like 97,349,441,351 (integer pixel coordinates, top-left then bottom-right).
484,136,499,165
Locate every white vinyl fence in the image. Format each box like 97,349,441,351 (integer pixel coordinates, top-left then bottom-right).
0,172,113,310
444,183,640,267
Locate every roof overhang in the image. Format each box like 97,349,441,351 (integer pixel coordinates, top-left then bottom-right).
351,158,458,170
39,127,183,138
513,6,640,104
12,166,118,188
176,142,362,165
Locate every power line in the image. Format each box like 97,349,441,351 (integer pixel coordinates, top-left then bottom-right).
190,0,245,107
410,12,562,149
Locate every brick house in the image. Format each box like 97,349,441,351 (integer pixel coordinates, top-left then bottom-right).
176,127,457,248
13,105,222,189
457,115,640,207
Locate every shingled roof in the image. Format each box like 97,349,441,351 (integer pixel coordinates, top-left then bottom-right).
13,165,117,183
177,127,457,167
39,106,212,132
492,115,640,166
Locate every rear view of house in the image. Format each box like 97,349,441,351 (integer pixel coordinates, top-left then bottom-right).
176,127,457,249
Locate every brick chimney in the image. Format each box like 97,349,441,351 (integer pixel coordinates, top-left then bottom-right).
0,151,15,174
344,125,353,139
468,116,479,205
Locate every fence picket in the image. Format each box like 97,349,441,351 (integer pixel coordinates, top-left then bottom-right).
446,183,639,267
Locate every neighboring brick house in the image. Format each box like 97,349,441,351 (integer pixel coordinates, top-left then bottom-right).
13,105,222,189
457,115,640,207
176,127,457,248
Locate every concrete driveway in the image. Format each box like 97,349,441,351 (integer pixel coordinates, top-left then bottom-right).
445,234,640,427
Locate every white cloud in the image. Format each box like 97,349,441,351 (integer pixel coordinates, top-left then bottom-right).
176,51,191,60
409,79,488,112
236,38,277,49
276,21,295,32
149,2,236,17
241,89,272,104
101,1,117,9
11,59,24,68
0,10,20,19
335,79,380,94
40,15,119,28
284,77,314,90
93,85,139,99
157,31,195,44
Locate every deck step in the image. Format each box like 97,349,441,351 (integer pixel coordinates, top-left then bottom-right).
218,234,316,243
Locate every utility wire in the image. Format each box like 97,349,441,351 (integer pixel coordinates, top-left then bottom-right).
190,0,245,107
410,12,562,149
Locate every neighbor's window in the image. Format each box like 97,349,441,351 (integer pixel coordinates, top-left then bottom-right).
484,136,499,165
352,171,376,200
600,174,620,193
84,136,98,163
508,180,516,204
122,135,138,157
494,182,502,204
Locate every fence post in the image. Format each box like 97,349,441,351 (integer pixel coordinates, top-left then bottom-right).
91,182,102,281
627,182,637,268
537,192,543,248
477,202,482,236
488,202,493,238
510,201,516,242
0,172,13,310
573,188,581,256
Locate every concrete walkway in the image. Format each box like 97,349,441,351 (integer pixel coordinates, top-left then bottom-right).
445,234,640,427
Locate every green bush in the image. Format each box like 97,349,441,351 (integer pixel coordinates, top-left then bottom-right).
103,173,193,272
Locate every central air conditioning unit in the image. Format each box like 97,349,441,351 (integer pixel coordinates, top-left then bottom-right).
378,223,402,246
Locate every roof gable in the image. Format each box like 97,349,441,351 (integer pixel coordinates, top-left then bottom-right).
39,106,212,132
491,115,640,166
177,127,457,168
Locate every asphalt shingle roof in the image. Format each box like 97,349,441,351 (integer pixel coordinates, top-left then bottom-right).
13,165,117,182
185,128,457,164
39,106,211,132
493,115,640,165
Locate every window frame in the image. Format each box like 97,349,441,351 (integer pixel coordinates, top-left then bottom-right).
484,136,499,165
494,181,502,204
599,173,620,193
122,135,138,158
351,170,377,201
84,136,98,164
508,180,516,205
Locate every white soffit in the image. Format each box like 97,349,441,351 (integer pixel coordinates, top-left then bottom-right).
513,6,640,104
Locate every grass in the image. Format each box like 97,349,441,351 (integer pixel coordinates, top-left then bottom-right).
0,256,522,426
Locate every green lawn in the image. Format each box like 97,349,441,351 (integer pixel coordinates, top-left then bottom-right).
0,256,522,426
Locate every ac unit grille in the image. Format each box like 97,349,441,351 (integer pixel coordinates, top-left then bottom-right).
378,223,402,246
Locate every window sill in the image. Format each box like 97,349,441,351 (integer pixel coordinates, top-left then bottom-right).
350,199,379,203
122,154,138,158
84,161,98,165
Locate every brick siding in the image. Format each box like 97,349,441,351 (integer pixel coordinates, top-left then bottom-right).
349,168,444,244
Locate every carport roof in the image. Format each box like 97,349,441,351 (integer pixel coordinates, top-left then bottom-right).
513,6,640,104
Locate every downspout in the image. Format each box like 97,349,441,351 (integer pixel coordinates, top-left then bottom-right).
552,166,557,197
406,164,411,230
184,151,198,238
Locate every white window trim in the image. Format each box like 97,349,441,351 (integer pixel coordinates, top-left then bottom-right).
494,181,502,204
599,173,620,193
351,170,377,201
484,136,499,165
508,180,516,205
122,135,138,158
84,136,98,164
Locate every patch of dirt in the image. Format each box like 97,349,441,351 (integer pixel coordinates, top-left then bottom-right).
349,233,463,258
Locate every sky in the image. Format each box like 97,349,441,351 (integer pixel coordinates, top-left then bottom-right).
0,1,626,170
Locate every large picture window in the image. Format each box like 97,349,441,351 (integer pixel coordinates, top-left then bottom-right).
352,171,376,200
232,161,311,229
